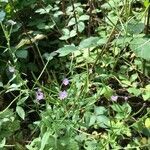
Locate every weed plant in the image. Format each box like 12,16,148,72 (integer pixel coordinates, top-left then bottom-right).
0,0,150,149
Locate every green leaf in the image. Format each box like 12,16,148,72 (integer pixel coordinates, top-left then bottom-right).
0,138,6,148
59,35,70,40
78,22,85,33
70,29,77,37
89,115,96,126
122,103,132,114
0,82,3,87
103,85,113,99
144,0,150,7
17,96,29,105
7,83,22,92
127,87,141,96
111,103,131,114
0,10,5,22
130,38,150,61
68,18,76,26
126,22,145,35
57,45,78,57
97,38,107,46
67,139,79,150
1,0,8,2
96,115,110,128
145,118,150,128
142,84,150,100
16,49,28,59
111,104,123,113
60,28,70,40
79,37,99,49
84,140,97,150
84,111,92,126
115,37,132,46
35,5,52,14
40,131,51,150
142,93,150,101
94,106,107,115
75,134,86,142
62,28,70,35
79,15,90,21
16,106,25,120
130,73,138,82
37,22,54,30
43,52,57,61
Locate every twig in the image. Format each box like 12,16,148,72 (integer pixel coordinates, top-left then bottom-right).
61,0,66,16
70,0,79,36
92,7,124,69
87,0,93,36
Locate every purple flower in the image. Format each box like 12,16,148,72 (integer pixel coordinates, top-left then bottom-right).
111,96,118,101
62,78,69,86
124,96,128,101
59,90,68,100
36,89,44,101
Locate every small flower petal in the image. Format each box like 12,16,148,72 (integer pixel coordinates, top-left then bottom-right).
36,89,44,101
59,90,68,100
62,78,69,86
111,96,118,101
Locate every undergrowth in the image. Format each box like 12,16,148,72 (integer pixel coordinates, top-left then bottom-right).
0,0,150,149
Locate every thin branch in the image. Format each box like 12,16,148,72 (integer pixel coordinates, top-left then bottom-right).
92,7,124,68
70,0,79,36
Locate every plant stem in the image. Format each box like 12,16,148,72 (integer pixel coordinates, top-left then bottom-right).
70,0,79,36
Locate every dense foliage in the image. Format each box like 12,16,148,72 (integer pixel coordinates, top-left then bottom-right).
0,0,150,149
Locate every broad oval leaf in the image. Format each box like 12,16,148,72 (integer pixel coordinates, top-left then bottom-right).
43,52,57,61
130,38,150,61
16,49,28,59
40,131,51,150
0,82,3,87
127,22,145,35
0,10,5,22
57,45,78,57
0,138,6,148
89,115,96,126
96,115,110,128
79,37,99,49
16,106,25,120
94,106,107,115
145,118,150,128
79,15,90,21
78,22,85,33
68,18,76,27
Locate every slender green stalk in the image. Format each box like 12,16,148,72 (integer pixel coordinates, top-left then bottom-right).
0,92,23,114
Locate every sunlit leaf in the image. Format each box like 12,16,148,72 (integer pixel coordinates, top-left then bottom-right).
79,37,99,49
0,11,5,22
16,49,28,59
40,131,51,150
79,15,89,21
16,106,25,120
78,22,85,33
145,118,150,128
130,38,150,61
57,45,78,57
68,18,76,26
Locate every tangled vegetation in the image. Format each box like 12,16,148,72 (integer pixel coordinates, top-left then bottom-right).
0,0,150,149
